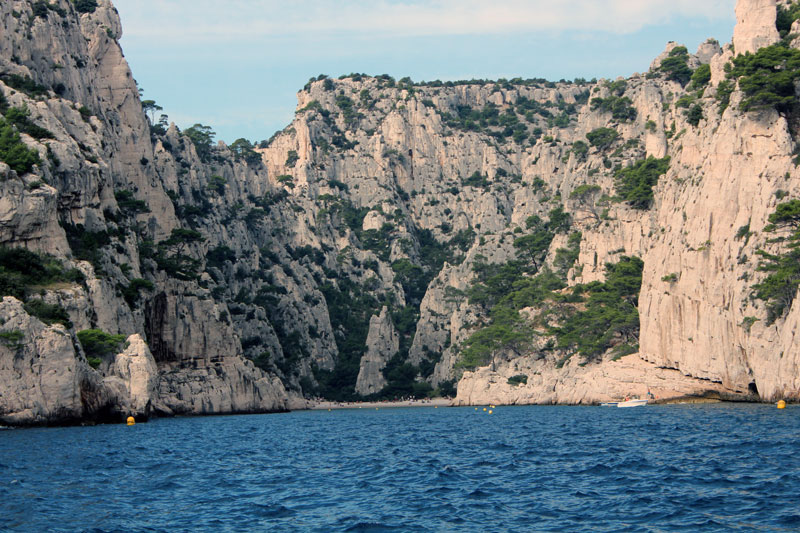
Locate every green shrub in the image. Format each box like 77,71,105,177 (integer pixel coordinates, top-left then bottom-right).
715,80,734,114
437,379,457,397
659,46,693,86
121,278,154,307
777,2,800,37
462,171,490,188
553,256,644,360
571,140,589,161
114,190,149,215
0,247,84,300
0,74,49,98
4,106,54,140
62,223,110,271
686,104,704,127
675,94,696,109
285,149,299,167
32,1,49,18
458,261,566,371
741,316,760,333
152,228,205,280
23,299,72,327
753,200,800,323
590,95,637,122
229,138,261,165
71,0,98,14
457,309,533,370
184,123,215,162
0,118,41,174
206,245,236,269
614,156,671,210
0,330,24,350
728,43,800,114
690,64,711,89
77,329,126,359
735,223,752,242
554,232,582,277
207,174,227,195
507,374,528,386
586,127,619,150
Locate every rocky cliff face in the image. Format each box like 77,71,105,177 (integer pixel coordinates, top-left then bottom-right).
0,0,288,424
1,0,798,425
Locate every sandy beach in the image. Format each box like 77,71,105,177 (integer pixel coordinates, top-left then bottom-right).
309,398,453,410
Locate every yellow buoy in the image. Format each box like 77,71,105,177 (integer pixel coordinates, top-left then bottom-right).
778,400,787,409
483,407,487,411
488,410,493,414
376,408,379,410
126,416,135,426
475,407,478,411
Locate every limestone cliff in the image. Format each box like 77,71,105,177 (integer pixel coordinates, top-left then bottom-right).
355,307,399,396
0,0,288,424
1,0,799,425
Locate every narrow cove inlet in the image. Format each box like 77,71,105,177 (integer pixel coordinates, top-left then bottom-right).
3,0,800,530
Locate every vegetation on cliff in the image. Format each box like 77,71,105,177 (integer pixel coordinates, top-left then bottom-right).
0,92,43,175
728,43,800,114
614,157,671,210
753,200,800,324
457,247,644,371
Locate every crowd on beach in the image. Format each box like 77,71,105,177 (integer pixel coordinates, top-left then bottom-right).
310,396,451,409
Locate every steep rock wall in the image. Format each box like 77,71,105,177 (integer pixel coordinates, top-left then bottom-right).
2,0,799,424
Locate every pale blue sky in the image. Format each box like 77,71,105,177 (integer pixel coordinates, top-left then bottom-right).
113,0,737,144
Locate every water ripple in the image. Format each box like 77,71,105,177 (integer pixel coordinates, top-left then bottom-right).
0,404,798,531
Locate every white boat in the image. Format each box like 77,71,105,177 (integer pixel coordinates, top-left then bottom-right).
617,399,648,408
600,402,618,407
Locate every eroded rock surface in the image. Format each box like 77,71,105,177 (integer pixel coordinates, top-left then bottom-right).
1,0,799,423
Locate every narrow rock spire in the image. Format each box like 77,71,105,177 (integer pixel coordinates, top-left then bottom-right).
733,0,780,54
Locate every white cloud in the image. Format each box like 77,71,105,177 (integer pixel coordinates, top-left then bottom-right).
115,0,736,44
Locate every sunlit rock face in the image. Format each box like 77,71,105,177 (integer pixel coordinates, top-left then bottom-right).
1,0,799,424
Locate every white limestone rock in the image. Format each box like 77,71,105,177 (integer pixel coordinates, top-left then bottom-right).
107,334,159,417
734,0,780,55
0,297,111,425
355,307,399,396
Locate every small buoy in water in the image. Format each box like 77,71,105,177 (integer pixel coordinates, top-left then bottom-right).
435,406,438,408
489,410,493,414
483,407,487,412
376,408,379,410
328,409,331,411
475,407,478,411
778,400,787,409
126,416,135,426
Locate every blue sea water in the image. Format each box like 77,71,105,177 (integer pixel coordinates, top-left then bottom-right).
1,404,799,532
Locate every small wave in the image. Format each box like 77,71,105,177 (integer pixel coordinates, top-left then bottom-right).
343,521,403,532
580,464,612,475
251,503,295,519
779,513,800,526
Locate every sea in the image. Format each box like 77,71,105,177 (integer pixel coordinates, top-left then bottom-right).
1,404,798,532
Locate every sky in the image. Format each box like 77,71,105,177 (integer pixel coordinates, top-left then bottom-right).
113,0,737,144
